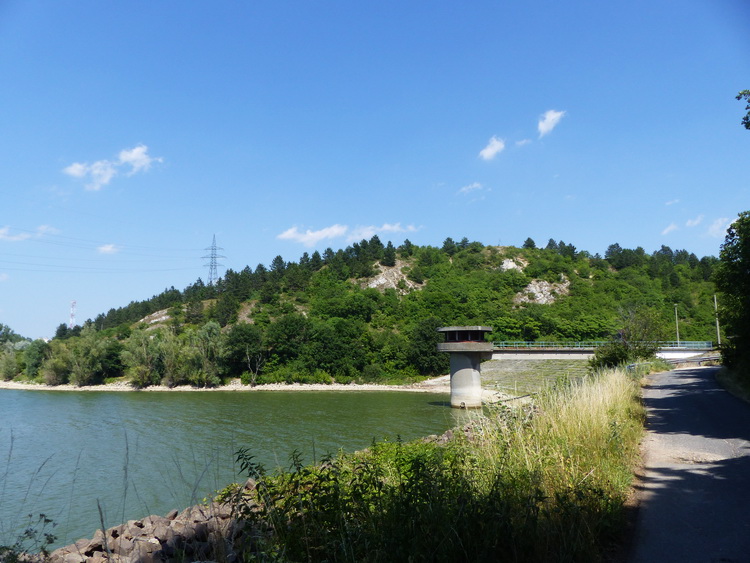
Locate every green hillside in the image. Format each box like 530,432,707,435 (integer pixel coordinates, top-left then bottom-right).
1,237,720,387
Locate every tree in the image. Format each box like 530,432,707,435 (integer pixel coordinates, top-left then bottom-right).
381,241,397,267
122,328,161,388
1,349,18,381
441,237,457,256
24,339,49,379
407,317,449,376
589,307,667,369
714,211,750,376
522,238,536,249
223,322,266,385
737,90,750,130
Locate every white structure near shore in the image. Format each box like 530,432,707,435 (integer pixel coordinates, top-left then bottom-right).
437,326,493,408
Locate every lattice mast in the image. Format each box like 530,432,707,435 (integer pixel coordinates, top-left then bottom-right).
202,235,225,285
69,300,76,329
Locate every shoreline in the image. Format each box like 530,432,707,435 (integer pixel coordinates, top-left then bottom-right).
0,375,514,402
0,375,453,394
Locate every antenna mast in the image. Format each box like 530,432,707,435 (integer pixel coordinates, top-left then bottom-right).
202,235,225,285
69,300,77,329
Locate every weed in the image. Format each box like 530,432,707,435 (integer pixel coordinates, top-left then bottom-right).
224,368,644,561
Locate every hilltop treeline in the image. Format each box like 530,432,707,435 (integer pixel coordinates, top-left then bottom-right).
1,236,720,387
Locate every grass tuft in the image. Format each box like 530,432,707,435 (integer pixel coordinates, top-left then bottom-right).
223,367,644,561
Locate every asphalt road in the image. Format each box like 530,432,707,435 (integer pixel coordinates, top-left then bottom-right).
629,366,750,562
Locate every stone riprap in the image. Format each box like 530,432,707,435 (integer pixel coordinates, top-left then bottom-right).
44,502,244,563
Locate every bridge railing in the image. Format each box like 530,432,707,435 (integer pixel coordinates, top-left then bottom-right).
492,341,714,350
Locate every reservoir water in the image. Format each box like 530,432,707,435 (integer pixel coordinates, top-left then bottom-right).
0,388,459,549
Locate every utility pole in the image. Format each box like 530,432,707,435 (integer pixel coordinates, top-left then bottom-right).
714,294,721,347
674,303,680,346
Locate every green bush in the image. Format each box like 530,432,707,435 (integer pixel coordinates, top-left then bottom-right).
225,369,643,561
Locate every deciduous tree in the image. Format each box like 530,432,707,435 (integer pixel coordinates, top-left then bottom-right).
714,210,750,376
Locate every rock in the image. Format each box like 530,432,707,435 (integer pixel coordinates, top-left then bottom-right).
42,501,247,563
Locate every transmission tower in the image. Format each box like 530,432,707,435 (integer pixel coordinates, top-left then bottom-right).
202,234,225,285
69,300,77,329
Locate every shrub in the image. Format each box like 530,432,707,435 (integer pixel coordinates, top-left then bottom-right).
225,368,644,561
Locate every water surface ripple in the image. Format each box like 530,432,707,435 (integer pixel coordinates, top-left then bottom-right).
0,389,457,548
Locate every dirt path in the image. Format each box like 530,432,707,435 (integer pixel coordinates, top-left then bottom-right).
628,366,750,562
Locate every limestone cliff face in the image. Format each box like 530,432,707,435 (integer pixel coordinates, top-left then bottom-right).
513,277,570,306
362,260,422,294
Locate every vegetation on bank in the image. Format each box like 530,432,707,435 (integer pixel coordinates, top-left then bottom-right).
218,367,644,561
0,237,722,388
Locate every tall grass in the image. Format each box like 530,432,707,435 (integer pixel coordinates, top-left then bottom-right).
225,368,644,561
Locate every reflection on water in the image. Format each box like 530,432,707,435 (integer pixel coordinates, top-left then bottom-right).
0,389,459,547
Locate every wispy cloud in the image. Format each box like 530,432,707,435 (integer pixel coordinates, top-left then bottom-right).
708,217,731,238
0,273,8,282
278,223,418,247
665,199,680,206
63,144,163,190
516,139,532,147
661,223,678,235
458,182,484,195
97,244,120,254
278,224,348,247
686,215,704,228
348,223,418,242
538,110,566,138
0,225,56,242
479,136,505,160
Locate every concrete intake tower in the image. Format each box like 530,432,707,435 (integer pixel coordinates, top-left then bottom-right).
437,326,493,408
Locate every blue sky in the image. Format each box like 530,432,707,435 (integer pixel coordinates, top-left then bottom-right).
1,1,748,338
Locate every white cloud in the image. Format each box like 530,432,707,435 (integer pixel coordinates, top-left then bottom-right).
119,144,163,175
665,199,680,206
661,223,678,235
97,244,119,254
0,227,31,242
458,182,483,195
479,136,505,160
538,110,566,138
686,215,704,228
515,139,532,147
277,224,348,247
0,273,8,282
63,144,162,190
348,223,418,242
708,217,731,238
0,225,55,242
278,222,418,247
62,162,88,178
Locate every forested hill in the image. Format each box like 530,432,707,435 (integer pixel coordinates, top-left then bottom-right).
3,237,719,387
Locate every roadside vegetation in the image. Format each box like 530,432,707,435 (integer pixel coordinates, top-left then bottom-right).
218,367,644,561
0,237,721,389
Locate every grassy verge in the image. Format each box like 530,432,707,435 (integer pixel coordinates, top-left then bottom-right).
716,366,750,404
222,367,645,562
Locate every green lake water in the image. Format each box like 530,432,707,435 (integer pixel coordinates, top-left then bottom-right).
0,388,460,549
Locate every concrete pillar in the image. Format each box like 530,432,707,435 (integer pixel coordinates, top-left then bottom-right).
448,352,483,408
437,326,493,409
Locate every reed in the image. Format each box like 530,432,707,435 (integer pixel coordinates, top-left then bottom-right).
224,367,645,561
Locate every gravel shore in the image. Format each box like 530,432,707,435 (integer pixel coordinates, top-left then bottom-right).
0,375,452,394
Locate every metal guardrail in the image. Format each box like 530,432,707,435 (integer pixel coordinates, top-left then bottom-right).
664,354,721,366
627,354,722,372
492,341,714,350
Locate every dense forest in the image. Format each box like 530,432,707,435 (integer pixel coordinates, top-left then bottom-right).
0,236,721,387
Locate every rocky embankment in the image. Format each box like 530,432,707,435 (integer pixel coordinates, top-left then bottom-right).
37,422,486,563
44,501,244,563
